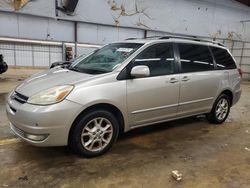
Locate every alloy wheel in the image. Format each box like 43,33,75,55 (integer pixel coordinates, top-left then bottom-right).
215,98,229,121
81,117,113,152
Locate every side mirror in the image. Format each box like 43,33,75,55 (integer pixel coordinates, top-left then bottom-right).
130,65,150,78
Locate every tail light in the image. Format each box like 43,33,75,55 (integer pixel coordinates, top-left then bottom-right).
238,68,243,77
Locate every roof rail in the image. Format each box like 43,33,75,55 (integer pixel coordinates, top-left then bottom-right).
125,36,161,40
125,34,225,47
159,35,225,46
125,38,137,40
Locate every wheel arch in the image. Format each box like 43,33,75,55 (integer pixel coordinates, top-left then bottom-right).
68,103,125,144
220,89,233,106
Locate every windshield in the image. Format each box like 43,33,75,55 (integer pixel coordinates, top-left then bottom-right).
69,43,143,74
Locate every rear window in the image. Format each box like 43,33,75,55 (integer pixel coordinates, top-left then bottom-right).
178,44,214,73
211,47,237,69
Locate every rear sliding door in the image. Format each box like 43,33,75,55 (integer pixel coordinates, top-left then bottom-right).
176,43,220,117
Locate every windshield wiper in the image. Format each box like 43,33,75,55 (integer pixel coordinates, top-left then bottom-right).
81,68,109,74
68,66,82,73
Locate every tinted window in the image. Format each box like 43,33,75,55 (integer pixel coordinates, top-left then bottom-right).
211,47,237,69
133,43,175,77
178,44,214,73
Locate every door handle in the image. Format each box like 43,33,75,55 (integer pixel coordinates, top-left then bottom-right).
181,76,190,82
169,78,179,83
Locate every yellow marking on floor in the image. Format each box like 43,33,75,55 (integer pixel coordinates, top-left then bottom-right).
0,138,21,146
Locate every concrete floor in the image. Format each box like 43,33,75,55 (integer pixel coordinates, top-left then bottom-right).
0,68,250,188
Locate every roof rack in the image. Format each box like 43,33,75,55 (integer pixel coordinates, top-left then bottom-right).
125,36,161,41
159,35,225,46
126,34,225,47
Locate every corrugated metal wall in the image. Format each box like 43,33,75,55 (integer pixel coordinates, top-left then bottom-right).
77,47,96,57
231,41,250,80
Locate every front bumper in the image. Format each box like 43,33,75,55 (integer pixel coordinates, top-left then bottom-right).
10,123,49,143
6,96,83,146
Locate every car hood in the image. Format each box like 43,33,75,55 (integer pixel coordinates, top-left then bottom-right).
15,68,95,97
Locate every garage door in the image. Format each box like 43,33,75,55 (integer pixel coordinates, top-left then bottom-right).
0,42,63,67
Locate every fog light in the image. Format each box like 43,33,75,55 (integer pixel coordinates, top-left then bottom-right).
25,133,48,141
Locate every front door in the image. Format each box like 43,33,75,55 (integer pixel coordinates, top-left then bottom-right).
126,43,180,127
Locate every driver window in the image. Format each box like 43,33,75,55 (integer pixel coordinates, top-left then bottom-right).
133,43,175,77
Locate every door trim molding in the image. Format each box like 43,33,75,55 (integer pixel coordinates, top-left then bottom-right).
131,97,213,115
179,97,214,106
131,103,178,114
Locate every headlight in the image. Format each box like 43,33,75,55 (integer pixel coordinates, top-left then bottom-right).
27,85,74,105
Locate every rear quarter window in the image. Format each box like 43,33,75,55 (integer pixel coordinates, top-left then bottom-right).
211,47,237,69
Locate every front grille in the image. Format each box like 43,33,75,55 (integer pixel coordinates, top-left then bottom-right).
12,92,28,104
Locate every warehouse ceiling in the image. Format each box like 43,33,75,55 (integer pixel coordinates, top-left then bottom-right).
236,0,250,6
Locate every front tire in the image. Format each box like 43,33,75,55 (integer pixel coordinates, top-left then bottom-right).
69,110,119,157
206,94,231,124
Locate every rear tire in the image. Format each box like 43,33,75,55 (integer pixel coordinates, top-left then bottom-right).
206,94,231,124
69,110,119,157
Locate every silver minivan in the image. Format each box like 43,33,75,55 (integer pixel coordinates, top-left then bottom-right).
6,35,242,157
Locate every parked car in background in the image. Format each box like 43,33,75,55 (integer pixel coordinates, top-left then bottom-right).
50,61,71,69
0,54,8,74
6,35,242,157
50,54,97,69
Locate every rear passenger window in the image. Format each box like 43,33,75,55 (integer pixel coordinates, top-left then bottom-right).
133,43,175,77
211,47,237,69
178,44,214,73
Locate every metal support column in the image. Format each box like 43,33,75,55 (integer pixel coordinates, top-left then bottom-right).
62,42,66,61
144,30,148,38
31,44,34,67
231,40,235,53
48,45,51,66
74,21,78,58
239,42,245,67
13,43,17,66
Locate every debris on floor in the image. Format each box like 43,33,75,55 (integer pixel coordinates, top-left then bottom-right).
220,143,228,148
179,155,193,162
171,170,182,181
18,175,28,181
245,147,250,152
